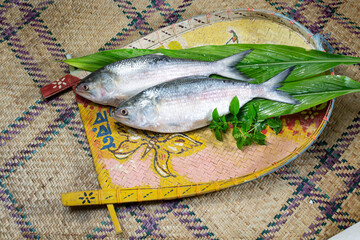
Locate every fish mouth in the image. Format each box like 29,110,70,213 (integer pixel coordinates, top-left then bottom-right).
75,89,94,101
75,86,91,97
111,108,119,119
112,108,125,121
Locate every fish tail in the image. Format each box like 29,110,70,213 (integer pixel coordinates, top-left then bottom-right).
259,66,300,104
215,49,254,81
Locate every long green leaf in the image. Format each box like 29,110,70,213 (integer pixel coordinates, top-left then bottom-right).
64,44,360,83
242,75,360,120
64,49,155,72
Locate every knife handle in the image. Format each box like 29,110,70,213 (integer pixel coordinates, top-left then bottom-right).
40,74,81,99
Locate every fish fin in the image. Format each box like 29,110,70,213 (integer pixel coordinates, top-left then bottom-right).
260,66,300,104
215,49,254,81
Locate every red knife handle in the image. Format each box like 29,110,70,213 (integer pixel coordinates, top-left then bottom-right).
40,75,82,99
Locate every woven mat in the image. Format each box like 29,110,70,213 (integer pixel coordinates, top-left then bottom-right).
1,1,359,239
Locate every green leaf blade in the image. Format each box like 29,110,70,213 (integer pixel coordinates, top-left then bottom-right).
232,127,242,140
255,132,266,140
64,49,156,72
212,108,220,122
236,138,244,150
244,75,360,120
64,44,360,84
229,96,240,116
214,129,223,141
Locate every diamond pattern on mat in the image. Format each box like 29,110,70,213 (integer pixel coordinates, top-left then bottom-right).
155,204,196,239
100,0,193,51
3,126,101,237
100,0,165,51
0,1,33,42
0,44,39,131
0,1,55,42
181,175,297,238
334,2,360,36
0,1,78,149
0,100,77,180
257,110,360,239
15,24,66,79
39,0,132,57
0,193,30,239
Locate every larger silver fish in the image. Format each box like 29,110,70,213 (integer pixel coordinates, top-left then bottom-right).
75,50,253,106
113,66,299,133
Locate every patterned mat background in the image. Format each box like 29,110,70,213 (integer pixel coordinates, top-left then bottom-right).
0,0,359,239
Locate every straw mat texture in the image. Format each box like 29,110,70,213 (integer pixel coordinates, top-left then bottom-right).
0,0,359,239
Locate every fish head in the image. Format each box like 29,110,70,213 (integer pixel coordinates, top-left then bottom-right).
113,96,159,130
75,70,117,105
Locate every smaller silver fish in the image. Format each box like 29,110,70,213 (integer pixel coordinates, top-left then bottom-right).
75,50,253,106
113,66,299,133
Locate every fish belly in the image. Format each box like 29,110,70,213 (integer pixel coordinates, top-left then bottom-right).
154,83,253,133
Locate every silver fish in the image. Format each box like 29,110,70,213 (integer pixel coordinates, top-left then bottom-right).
75,50,253,106
113,66,299,133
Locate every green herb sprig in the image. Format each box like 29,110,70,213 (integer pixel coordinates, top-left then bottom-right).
209,96,282,150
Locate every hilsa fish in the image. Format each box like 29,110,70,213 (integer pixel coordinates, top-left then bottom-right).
112,66,299,133
75,50,253,106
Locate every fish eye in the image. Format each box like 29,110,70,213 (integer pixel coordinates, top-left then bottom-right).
120,108,128,116
83,84,89,91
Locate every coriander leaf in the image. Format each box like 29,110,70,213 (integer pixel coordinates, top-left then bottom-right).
226,114,237,122
266,117,282,129
254,138,266,145
232,127,242,140
221,123,229,132
265,117,282,134
272,127,282,135
244,121,251,132
215,129,223,141
255,132,266,140
220,115,227,123
229,96,240,115
208,123,217,130
236,138,245,150
212,108,220,122
244,137,253,146
210,95,282,149
255,121,266,133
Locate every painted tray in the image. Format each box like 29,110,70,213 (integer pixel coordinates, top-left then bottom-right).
62,9,333,208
